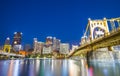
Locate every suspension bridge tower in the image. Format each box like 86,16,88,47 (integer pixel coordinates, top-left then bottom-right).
81,18,110,45
88,17,109,40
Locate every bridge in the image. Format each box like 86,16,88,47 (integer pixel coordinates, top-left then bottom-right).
68,17,120,58
0,50,25,59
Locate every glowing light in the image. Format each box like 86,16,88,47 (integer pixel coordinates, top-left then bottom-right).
88,18,91,20
103,17,106,20
14,32,17,34
21,32,23,35
14,41,17,44
7,37,10,40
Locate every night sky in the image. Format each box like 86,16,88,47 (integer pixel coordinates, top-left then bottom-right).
0,0,120,46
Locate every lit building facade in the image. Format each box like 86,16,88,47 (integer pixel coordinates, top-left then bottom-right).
33,36,69,54
60,43,69,54
43,45,52,54
53,37,60,52
5,37,10,45
46,36,53,45
12,32,22,46
33,38,38,53
33,38,44,54
12,32,22,51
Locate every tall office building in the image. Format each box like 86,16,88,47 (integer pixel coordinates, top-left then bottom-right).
38,42,44,54
12,32,22,46
46,36,53,45
5,37,10,45
33,38,38,53
53,37,60,52
60,43,69,54
43,45,52,54
12,32,22,51
33,38,44,54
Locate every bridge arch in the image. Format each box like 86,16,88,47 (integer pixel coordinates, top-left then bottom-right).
88,18,109,40
93,26,105,39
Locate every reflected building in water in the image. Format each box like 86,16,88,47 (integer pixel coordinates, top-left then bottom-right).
0,59,120,76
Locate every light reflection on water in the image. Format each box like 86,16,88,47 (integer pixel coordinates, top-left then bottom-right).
0,59,120,76
88,61,120,76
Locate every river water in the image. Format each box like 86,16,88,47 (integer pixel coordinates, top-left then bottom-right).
0,59,120,76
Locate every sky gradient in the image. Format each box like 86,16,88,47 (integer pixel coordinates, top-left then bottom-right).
0,0,120,46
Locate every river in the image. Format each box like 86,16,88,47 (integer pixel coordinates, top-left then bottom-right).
0,59,120,76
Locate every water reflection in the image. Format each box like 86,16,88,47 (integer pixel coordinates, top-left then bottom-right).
0,59,120,76
0,60,10,76
88,61,120,76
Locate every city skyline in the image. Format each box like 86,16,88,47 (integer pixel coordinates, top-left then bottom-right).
0,0,120,45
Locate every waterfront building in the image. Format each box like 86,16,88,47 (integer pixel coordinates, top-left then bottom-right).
33,38,44,54
33,38,38,53
60,43,69,54
12,32,22,46
5,37,10,45
33,36,69,54
37,42,44,54
12,32,22,51
46,36,53,45
53,37,61,52
43,45,52,54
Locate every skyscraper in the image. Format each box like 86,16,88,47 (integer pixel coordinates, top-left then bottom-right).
46,36,53,45
33,38,44,54
12,32,22,51
60,43,69,54
43,45,52,54
5,37,10,45
12,32,22,46
53,37,60,52
33,38,38,52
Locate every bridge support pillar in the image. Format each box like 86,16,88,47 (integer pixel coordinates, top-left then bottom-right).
86,51,93,61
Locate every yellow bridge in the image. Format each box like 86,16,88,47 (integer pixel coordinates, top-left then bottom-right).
68,17,120,57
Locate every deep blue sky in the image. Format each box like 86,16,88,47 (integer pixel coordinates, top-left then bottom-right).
0,0,120,46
